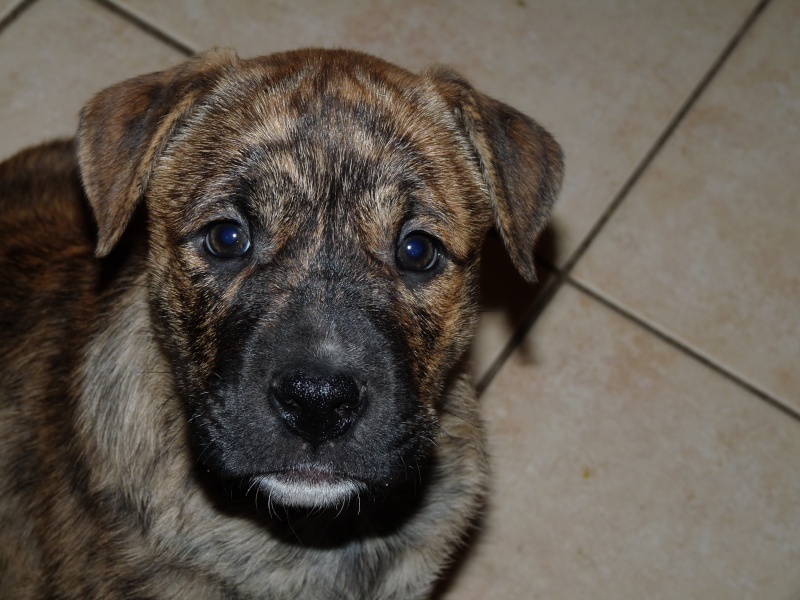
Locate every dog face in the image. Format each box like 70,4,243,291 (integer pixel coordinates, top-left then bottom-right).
146,57,492,507
77,49,562,510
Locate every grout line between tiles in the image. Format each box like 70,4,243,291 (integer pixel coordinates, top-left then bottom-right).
478,0,775,400
92,0,196,57
566,277,800,423
0,0,36,36
475,268,561,396
559,0,772,276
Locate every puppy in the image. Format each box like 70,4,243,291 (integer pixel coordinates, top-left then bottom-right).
0,48,562,599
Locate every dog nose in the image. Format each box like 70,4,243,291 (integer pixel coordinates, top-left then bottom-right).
271,371,365,444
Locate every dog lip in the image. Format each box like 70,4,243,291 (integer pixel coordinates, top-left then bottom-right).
274,466,343,485
252,467,367,508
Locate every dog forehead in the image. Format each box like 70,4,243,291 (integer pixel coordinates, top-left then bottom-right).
162,53,491,254
199,52,433,135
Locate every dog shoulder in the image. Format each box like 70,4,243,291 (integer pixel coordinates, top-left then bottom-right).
0,140,101,367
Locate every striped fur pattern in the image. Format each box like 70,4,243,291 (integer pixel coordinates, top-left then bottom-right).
0,48,562,598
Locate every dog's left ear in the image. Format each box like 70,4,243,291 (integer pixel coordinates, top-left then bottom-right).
428,69,564,283
77,48,239,257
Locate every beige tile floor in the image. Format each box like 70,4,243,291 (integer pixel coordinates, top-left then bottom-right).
1,1,798,598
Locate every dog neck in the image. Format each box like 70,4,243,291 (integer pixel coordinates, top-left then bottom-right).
75,274,189,503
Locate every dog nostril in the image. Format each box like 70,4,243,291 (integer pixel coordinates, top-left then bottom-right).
272,372,364,443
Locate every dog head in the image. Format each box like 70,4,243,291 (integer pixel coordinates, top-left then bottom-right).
77,48,562,509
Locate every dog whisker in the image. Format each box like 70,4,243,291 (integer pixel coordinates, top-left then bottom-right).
439,407,480,430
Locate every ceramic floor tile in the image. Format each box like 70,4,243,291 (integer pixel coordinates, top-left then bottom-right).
0,0,186,161
120,0,758,265
572,0,800,410
441,283,800,600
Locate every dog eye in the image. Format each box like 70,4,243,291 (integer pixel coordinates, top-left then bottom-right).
204,222,251,258
396,232,439,272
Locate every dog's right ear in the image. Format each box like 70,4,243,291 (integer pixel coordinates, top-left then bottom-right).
77,48,239,257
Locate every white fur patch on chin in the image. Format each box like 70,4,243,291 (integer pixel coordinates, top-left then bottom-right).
252,473,365,509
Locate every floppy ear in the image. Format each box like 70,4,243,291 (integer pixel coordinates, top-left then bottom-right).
77,48,239,257
429,68,564,283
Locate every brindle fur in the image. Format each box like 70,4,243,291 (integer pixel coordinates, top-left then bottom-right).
0,48,562,599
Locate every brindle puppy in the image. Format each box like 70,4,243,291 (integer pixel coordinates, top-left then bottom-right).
0,48,562,599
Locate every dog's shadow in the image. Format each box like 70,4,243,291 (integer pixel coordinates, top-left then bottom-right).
470,223,559,384
432,223,560,598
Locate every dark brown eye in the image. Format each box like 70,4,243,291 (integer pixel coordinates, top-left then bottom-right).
396,232,439,271
205,222,251,258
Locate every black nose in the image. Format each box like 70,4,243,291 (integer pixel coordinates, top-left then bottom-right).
271,371,365,444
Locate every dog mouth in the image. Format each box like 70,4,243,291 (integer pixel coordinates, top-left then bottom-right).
251,467,368,509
